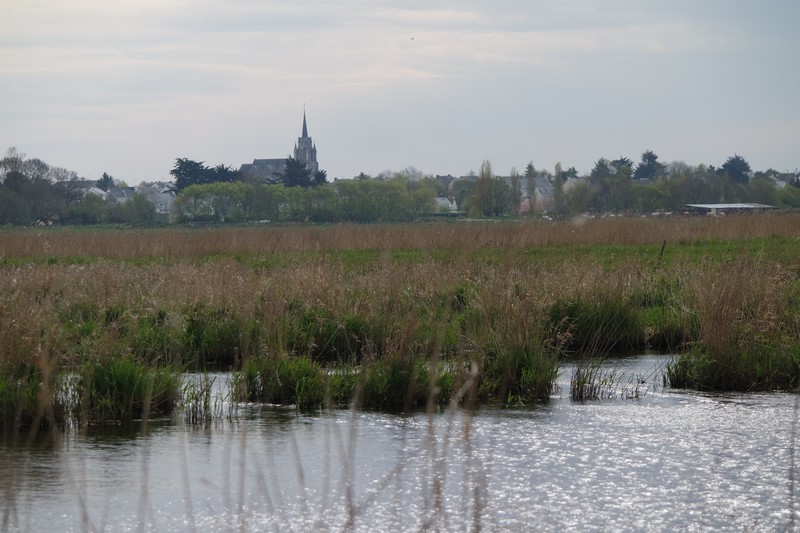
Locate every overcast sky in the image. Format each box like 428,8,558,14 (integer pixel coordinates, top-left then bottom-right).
2,0,798,182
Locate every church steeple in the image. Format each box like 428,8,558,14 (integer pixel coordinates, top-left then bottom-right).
295,110,318,173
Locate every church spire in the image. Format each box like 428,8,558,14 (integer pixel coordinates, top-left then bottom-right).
295,109,318,173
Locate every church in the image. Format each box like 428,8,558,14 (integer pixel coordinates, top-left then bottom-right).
239,112,319,181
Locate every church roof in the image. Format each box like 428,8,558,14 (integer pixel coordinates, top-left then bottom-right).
302,111,309,138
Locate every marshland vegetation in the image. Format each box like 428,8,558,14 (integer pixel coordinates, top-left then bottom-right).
2,213,800,427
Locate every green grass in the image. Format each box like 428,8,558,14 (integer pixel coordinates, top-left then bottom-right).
4,219,800,424
0,364,61,428
76,357,181,423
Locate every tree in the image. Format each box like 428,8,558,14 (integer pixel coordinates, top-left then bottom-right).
492,178,515,216
470,160,495,217
51,167,83,207
111,191,156,224
610,157,634,180
748,175,778,205
313,169,328,187
69,195,109,225
207,164,241,184
591,158,613,180
97,172,115,190
174,185,214,222
510,167,523,214
451,178,476,212
0,147,25,181
719,154,752,184
280,156,312,188
553,163,565,216
633,150,666,181
562,167,579,181
524,162,536,214
171,158,208,191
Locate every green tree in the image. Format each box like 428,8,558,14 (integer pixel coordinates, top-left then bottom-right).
171,158,209,192
174,185,214,222
206,182,246,222
451,178,476,212
492,178,516,216
207,164,241,184
510,167,523,215
610,157,634,180
68,195,109,224
524,163,536,214
280,157,312,188
97,172,115,190
336,179,380,222
719,154,752,184
553,163,565,217
313,169,328,187
747,175,778,205
562,167,579,180
111,192,156,224
633,150,666,181
469,160,495,217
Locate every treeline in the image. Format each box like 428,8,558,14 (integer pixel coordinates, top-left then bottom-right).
551,153,800,215
0,148,157,226
175,175,436,223
4,145,800,227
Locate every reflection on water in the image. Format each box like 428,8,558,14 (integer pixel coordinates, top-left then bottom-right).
2,355,799,531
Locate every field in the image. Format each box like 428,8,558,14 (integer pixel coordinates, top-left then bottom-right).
2,214,800,427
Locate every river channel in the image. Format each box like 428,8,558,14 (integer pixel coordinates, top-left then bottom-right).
2,354,798,532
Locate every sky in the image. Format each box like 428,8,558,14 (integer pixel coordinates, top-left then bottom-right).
2,0,799,182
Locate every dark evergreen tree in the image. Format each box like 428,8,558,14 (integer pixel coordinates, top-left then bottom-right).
97,172,114,190
280,156,312,187
561,167,579,181
313,169,328,187
611,157,634,179
170,158,209,191
633,150,666,181
719,154,752,184
207,164,240,183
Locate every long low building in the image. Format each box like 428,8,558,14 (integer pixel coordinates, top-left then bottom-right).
686,203,777,215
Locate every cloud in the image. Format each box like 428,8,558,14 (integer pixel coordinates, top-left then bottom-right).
1,1,797,180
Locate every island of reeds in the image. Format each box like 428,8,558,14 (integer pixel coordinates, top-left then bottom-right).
2,214,800,428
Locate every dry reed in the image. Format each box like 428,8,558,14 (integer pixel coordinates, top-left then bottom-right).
2,214,800,424
2,213,800,259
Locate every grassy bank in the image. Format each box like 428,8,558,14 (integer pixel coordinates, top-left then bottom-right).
1,214,799,426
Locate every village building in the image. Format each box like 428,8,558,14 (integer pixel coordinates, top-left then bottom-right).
239,112,319,181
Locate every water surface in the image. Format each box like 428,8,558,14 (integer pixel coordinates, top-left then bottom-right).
2,355,798,531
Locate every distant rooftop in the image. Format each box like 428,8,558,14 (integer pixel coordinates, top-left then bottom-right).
686,203,777,213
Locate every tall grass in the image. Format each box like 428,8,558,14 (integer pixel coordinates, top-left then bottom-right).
75,357,181,423
3,214,800,259
667,256,800,391
2,215,800,425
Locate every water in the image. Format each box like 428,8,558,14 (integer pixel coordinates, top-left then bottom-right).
2,355,798,532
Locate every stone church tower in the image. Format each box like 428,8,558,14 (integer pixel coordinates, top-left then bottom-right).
294,111,318,173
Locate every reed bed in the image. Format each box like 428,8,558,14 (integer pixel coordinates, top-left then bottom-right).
667,256,800,391
2,213,800,260
1,214,799,426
